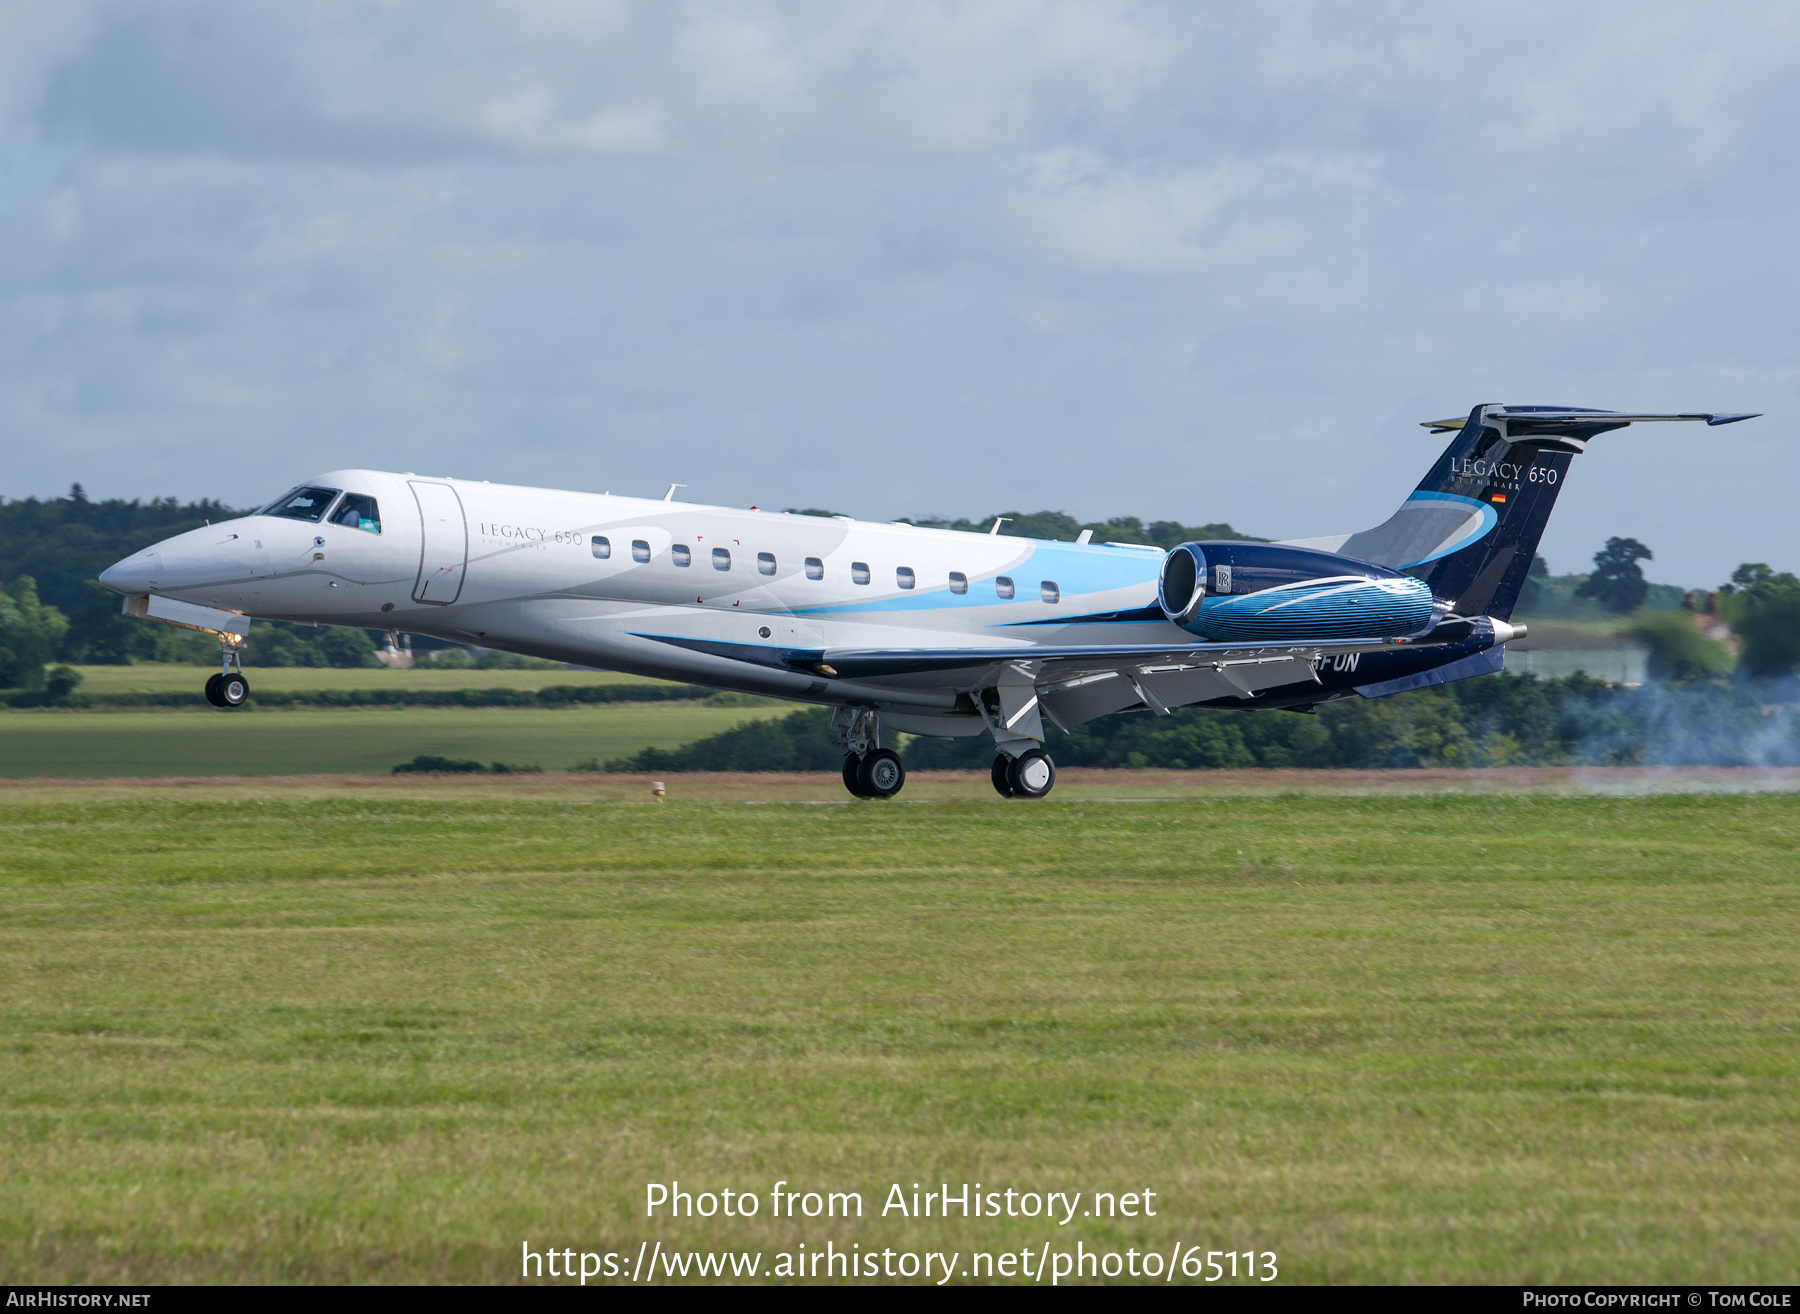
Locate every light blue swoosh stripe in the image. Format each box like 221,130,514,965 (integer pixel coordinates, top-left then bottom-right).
1398,491,1499,568
789,540,1162,617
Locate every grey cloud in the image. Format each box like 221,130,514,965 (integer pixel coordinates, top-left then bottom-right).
1,0,1796,585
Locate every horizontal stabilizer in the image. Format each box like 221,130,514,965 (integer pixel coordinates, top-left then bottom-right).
1422,407,1759,436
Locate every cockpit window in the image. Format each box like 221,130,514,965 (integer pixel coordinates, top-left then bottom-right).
260,487,341,523
329,493,381,534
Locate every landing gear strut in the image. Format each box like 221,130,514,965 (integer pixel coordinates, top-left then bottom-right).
832,707,906,799
968,674,1059,800
205,639,250,709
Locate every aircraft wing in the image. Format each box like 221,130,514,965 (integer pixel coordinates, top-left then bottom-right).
811,618,1511,737
634,617,1509,732
815,633,1416,681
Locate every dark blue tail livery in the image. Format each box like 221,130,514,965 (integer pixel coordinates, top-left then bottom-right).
1298,405,1757,620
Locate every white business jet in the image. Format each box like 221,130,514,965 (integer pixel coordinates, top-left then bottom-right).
100,404,1755,798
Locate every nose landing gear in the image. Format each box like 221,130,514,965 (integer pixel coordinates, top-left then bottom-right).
205,640,250,709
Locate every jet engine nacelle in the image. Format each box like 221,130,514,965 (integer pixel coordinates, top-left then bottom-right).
1157,541,1438,642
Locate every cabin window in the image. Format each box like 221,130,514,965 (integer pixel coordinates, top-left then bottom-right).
261,487,340,523
996,576,1015,600
672,545,692,567
949,571,968,595
329,493,381,534
713,547,731,571
591,536,611,559
805,557,824,580
1040,581,1059,604
897,567,916,590
757,552,776,576
631,539,651,563
852,562,871,585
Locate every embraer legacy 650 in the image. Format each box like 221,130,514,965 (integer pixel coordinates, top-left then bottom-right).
101,404,1756,799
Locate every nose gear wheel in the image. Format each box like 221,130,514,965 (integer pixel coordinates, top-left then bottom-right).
206,640,248,709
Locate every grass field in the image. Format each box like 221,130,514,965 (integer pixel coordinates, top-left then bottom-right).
0,704,789,778
2,787,1796,1283
66,663,668,695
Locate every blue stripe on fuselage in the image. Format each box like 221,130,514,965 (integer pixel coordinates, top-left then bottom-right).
786,540,1162,617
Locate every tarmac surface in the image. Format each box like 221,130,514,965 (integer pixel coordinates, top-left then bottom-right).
5,765,1797,802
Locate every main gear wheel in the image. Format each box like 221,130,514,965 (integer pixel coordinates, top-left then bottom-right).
1004,749,1055,799
857,748,905,799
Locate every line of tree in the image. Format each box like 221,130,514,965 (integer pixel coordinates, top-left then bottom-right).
0,485,239,615
791,507,1262,547
607,671,1800,774
1518,545,1688,617
4,484,1798,699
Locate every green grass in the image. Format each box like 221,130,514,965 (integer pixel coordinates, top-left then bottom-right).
66,663,669,695
1,792,1796,1283
0,704,789,777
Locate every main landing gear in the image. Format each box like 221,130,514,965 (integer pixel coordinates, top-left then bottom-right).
843,748,906,799
833,707,906,799
991,748,1056,800
205,641,250,709
828,706,1058,800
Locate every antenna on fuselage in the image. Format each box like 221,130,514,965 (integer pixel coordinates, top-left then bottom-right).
988,517,1010,536
663,484,686,502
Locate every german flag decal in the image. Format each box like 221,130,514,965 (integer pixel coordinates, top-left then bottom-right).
1490,494,1507,503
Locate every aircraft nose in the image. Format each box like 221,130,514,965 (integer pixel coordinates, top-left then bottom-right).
99,548,162,595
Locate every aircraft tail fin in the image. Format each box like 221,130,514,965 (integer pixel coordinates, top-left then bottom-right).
1283,404,1756,620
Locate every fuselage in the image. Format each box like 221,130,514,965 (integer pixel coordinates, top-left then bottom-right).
99,465,1520,737
102,469,1189,706
95,405,1753,793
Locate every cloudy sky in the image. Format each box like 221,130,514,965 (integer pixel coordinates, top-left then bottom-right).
1,1,1794,585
